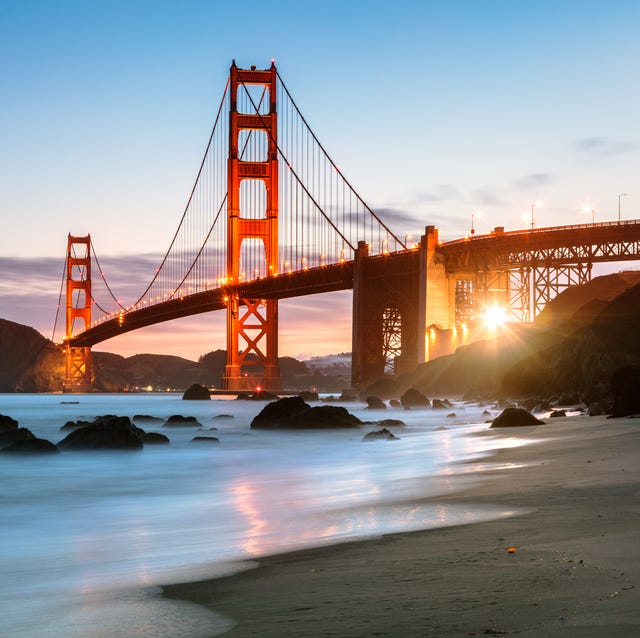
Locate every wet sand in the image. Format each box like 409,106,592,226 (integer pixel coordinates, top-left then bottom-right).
163,415,640,637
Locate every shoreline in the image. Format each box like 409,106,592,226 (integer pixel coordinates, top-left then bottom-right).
163,415,640,637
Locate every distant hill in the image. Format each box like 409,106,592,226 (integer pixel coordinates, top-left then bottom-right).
0,319,346,392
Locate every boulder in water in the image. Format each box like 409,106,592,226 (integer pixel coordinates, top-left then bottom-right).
182,384,210,400
362,427,399,441
163,415,203,427
251,396,361,429
58,415,144,450
0,414,19,431
2,437,58,454
400,388,429,408
142,432,170,444
490,407,544,428
366,396,386,410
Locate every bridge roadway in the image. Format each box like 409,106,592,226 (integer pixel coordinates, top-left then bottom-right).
68,261,355,347
68,219,640,349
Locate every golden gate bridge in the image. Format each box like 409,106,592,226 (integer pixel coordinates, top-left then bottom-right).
53,62,640,393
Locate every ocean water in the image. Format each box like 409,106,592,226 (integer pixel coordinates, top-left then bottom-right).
0,393,527,637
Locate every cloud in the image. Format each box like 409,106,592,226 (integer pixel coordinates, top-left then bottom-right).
573,136,637,157
510,173,556,191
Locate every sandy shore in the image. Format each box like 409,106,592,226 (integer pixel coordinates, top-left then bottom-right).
163,415,640,637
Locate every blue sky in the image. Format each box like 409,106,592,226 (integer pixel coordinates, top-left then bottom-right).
1,1,639,359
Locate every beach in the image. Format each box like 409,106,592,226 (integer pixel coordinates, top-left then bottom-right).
163,415,640,637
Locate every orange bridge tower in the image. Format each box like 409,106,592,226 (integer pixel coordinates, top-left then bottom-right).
222,62,282,391
63,234,93,392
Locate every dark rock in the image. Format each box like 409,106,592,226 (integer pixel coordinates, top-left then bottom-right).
482,409,492,417
610,365,640,417
163,415,203,427
549,409,567,418
182,383,211,400
447,413,457,418
0,414,19,431
299,390,319,402
366,396,386,410
1,437,58,454
431,398,448,409
142,432,170,444
191,436,220,443
491,407,545,428
389,399,401,408
363,427,399,442
554,392,581,406
376,418,405,427
60,419,92,431
0,427,35,447
400,388,430,408
236,390,279,401
58,415,144,450
213,414,234,420
132,414,165,423
587,402,606,416
251,397,362,429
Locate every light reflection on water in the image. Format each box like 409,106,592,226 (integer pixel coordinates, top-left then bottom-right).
0,393,527,637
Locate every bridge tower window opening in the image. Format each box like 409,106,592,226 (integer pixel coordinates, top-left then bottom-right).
382,305,402,375
238,129,268,163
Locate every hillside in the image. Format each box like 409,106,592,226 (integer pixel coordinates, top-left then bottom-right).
0,319,344,392
396,271,640,402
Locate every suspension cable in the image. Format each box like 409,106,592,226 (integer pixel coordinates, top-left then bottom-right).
51,252,68,341
132,77,231,306
276,69,406,248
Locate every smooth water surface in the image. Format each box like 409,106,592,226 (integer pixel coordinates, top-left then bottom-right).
0,394,525,637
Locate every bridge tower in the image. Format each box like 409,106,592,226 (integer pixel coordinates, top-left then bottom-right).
63,234,93,392
223,62,282,391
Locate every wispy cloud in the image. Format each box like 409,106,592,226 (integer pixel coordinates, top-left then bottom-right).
573,136,637,157
511,172,556,190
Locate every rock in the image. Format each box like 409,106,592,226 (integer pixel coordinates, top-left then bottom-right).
58,415,144,450
549,409,566,418
213,414,234,420
1,437,58,454
431,398,448,410
389,399,401,408
132,414,165,423
362,428,399,441
142,432,170,444
447,413,457,418
236,390,279,401
610,365,640,417
60,419,92,431
374,418,405,427
339,389,358,401
0,414,19,431
191,436,220,443
491,407,545,428
366,396,386,410
182,384,211,400
299,390,319,402
0,426,35,447
163,415,203,427
400,388,430,408
587,402,606,416
251,397,362,429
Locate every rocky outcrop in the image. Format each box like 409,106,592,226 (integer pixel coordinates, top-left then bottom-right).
251,396,362,429
0,414,19,430
366,396,386,410
1,437,58,454
610,365,640,417
142,432,170,444
362,428,399,441
400,388,429,408
182,384,210,400
58,415,144,450
163,415,203,427
191,436,220,444
490,407,545,428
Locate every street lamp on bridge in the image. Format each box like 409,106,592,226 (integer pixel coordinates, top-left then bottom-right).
471,209,482,236
618,193,628,222
582,203,595,224
529,201,542,229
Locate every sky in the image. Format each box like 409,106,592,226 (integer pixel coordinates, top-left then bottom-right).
1,0,639,360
